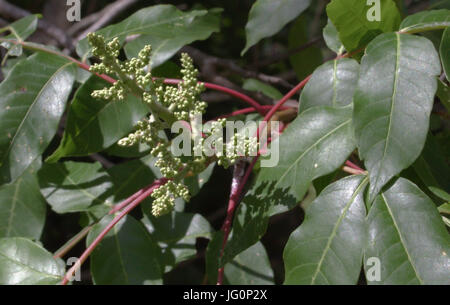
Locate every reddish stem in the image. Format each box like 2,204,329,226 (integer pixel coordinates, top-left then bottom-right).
217,74,313,285
61,178,167,285
108,186,147,215
216,160,247,284
216,157,259,285
258,75,312,137
342,166,365,175
211,105,290,121
345,160,364,172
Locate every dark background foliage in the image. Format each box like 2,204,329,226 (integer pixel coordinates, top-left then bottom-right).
0,0,447,285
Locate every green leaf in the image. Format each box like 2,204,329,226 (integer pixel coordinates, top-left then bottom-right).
77,5,220,62
431,188,450,203
299,58,359,112
399,9,450,34
47,75,147,162
142,211,212,268
441,27,450,82
284,175,368,284
0,15,38,41
242,0,311,55
38,155,158,217
222,194,270,266
256,105,356,212
205,230,224,284
0,237,64,284
224,242,274,285
0,53,76,185
437,79,450,111
0,15,38,57
353,33,441,201
124,8,222,67
326,0,401,52
0,169,46,239
87,214,163,284
242,79,283,100
412,133,450,194
38,161,113,214
288,16,323,81
438,202,450,214
1,55,27,78
365,178,450,284
107,155,158,203
323,19,345,54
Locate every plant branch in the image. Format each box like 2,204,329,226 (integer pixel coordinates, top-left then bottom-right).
53,224,94,259
0,0,72,49
61,178,168,285
210,105,291,121
342,166,366,175
72,0,138,43
345,160,364,172
216,160,247,285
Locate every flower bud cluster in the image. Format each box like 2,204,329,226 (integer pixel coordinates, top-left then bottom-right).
152,53,207,121
87,33,258,216
218,132,258,168
151,181,190,217
87,33,153,101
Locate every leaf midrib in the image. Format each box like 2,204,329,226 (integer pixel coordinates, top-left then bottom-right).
274,118,351,189
372,33,401,193
5,177,22,237
310,175,368,284
0,61,74,166
82,9,205,57
0,241,61,280
381,193,425,284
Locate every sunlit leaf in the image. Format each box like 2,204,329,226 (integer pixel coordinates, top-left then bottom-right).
353,33,441,201
284,175,368,284
0,53,76,184
365,178,450,284
0,237,64,284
